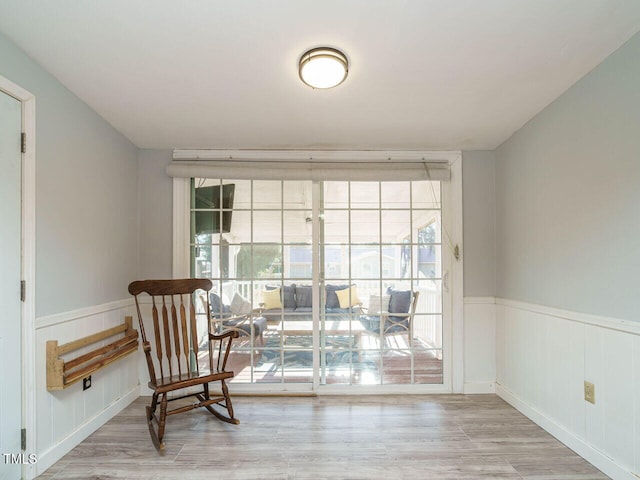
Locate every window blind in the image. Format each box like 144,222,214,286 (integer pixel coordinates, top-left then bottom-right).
166,160,450,182
167,150,453,182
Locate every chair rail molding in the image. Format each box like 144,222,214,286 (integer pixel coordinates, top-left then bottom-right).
496,297,640,335
36,298,134,329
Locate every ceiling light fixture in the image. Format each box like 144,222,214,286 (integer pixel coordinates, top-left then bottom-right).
298,47,349,89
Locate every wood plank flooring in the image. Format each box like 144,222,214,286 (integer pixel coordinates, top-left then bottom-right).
37,395,608,479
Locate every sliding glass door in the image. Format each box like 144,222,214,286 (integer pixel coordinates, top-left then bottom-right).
192,178,314,384
320,181,443,386
191,177,446,390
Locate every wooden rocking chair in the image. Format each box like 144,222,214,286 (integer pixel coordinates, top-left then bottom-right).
128,278,239,451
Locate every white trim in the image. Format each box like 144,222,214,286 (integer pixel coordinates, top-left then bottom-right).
464,296,496,305
311,181,321,391
463,382,496,394
173,149,456,163
0,74,37,480
35,386,139,477
447,153,464,393
496,384,638,480
496,297,640,335
35,298,134,329
172,177,191,278
219,383,453,396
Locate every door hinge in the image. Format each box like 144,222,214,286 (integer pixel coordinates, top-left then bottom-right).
21,428,26,450
21,132,26,154
20,280,26,302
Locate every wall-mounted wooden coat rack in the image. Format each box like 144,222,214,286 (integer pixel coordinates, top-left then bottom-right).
46,315,139,391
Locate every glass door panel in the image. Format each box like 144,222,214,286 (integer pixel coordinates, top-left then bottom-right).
320,180,444,386
191,177,445,389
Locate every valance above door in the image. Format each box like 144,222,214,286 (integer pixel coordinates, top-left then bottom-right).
167,150,454,182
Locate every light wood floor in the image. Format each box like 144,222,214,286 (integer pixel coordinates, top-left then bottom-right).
37,395,608,479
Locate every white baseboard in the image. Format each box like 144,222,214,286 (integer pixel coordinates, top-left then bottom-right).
496,384,637,480
36,386,139,476
463,381,495,394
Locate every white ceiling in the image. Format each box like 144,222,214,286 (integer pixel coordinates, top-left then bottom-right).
1,0,640,150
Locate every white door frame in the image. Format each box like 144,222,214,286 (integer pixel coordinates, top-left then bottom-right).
0,74,36,480
172,151,464,394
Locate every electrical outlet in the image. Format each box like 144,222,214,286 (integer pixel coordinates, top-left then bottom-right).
83,376,92,391
584,381,595,404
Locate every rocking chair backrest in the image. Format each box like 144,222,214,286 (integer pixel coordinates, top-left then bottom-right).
128,279,212,384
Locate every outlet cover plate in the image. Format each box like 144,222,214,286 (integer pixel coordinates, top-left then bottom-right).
584,381,595,404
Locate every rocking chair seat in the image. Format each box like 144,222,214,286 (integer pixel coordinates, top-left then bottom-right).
151,370,234,392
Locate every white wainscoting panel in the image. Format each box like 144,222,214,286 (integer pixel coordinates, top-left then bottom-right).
463,297,496,393
496,298,640,480
35,300,139,475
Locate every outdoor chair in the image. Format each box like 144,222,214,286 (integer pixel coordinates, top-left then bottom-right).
128,278,239,451
207,292,267,347
360,290,419,346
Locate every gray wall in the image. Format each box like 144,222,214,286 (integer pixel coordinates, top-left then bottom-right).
495,32,640,321
462,151,496,297
0,33,139,317
138,149,173,279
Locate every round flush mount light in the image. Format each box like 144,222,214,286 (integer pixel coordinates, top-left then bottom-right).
299,47,349,89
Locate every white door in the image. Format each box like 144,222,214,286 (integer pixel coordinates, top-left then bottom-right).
0,91,23,480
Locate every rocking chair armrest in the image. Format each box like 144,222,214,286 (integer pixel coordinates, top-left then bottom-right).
209,330,240,341
209,329,238,372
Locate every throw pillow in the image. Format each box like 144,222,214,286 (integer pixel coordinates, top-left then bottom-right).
336,285,361,309
283,284,296,308
367,294,390,314
230,292,252,315
387,288,412,314
262,288,283,310
325,284,349,308
295,285,313,308
267,284,296,308
210,292,231,316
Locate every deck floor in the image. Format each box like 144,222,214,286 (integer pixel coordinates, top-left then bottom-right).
225,333,444,385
